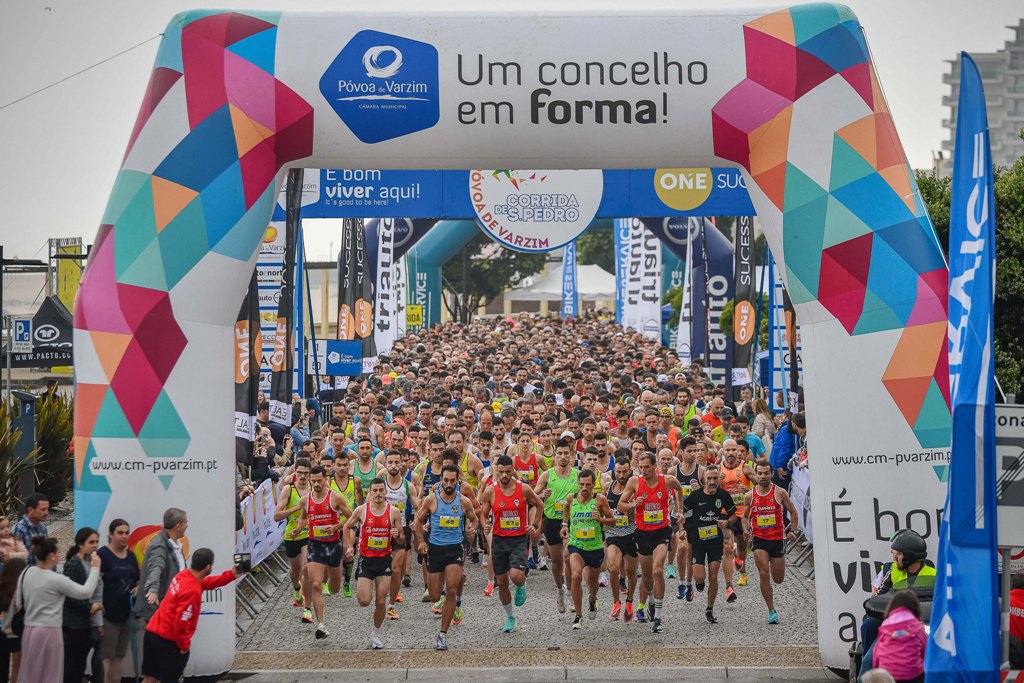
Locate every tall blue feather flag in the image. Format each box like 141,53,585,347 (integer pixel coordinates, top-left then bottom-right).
926,52,999,682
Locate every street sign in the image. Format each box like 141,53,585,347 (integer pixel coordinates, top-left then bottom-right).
995,404,1024,546
12,318,31,353
406,304,423,328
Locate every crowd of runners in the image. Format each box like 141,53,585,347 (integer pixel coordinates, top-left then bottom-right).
255,311,806,651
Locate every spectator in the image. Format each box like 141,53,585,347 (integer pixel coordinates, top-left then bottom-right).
98,518,139,683
62,527,101,683
4,537,99,682
134,508,188,625
141,548,243,683
869,590,926,683
0,557,26,683
769,412,805,488
0,517,27,575
749,398,777,452
11,494,49,565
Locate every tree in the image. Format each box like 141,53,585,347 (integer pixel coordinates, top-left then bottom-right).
915,134,1024,397
442,233,547,320
576,226,614,271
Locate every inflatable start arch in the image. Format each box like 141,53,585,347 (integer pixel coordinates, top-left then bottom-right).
74,4,950,672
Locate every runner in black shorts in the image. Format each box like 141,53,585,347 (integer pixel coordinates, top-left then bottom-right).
603,455,639,622
413,464,480,649
681,465,735,624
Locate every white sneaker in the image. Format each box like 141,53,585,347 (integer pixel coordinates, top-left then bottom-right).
556,587,567,614
598,571,609,587
370,632,384,649
538,555,548,570
315,623,329,639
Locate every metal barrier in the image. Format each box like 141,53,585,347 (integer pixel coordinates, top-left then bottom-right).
235,546,291,636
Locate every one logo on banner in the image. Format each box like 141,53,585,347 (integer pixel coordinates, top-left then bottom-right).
469,169,603,252
320,30,440,144
654,168,713,211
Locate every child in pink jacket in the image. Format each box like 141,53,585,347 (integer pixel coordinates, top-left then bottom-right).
872,590,927,683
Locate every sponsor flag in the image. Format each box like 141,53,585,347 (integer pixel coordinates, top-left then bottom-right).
234,270,261,465
621,218,662,340
676,219,694,363
732,216,756,385
614,218,630,324
926,52,999,681
395,255,407,339
374,218,399,354
269,170,301,427
561,240,579,319
337,218,376,375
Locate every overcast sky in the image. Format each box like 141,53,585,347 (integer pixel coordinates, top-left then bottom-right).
0,0,1020,262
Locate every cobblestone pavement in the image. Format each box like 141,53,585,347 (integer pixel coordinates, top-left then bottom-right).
236,551,820,657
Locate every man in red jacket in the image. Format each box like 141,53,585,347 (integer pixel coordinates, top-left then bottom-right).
142,547,244,683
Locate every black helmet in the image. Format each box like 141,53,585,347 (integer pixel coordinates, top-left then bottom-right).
891,529,928,565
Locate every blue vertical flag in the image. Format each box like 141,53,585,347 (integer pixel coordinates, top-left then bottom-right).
926,52,999,682
561,240,579,319
614,218,631,324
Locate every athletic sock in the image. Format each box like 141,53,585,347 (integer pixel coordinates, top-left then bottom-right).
371,626,380,637
653,599,663,613
503,603,514,617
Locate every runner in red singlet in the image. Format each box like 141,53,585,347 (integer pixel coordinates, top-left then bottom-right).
742,459,799,625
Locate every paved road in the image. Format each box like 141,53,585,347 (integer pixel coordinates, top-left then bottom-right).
237,550,819,655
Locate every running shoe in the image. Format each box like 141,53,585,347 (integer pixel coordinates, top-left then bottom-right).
556,587,566,613
435,632,448,651
343,582,353,598
433,597,445,614
502,615,517,633
370,633,385,649
588,598,598,620
725,586,737,603
695,582,705,593
528,556,538,570
624,601,634,623
610,600,622,621
705,609,717,624
395,592,404,603
676,584,686,600
652,617,663,634
483,581,494,597
619,576,627,591
315,623,330,639
685,584,694,603
666,564,677,579
734,557,744,571
572,615,583,630
767,609,780,625
514,583,528,607
403,574,412,588
636,603,647,623
322,583,331,596
598,571,609,587
386,607,400,620
648,602,657,620
422,589,431,602
453,606,464,625
301,608,313,624
292,588,303,607
737,572,748,587
470,551,480,564
538,556,549,570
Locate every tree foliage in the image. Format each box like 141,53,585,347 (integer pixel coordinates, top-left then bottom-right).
915,137,1024,397
575,226,615,272
35,394,74,508
442,233,547,320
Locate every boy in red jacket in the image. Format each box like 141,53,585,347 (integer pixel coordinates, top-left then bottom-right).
142,547,245,683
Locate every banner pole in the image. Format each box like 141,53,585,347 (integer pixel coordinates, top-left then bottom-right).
304,235,321,393
1001,546,1011,667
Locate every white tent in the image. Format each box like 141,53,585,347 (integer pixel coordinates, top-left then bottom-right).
504,264,617,302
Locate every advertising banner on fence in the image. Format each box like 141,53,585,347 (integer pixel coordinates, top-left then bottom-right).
469,169,603,253
235,478,287,569
621,218,662,340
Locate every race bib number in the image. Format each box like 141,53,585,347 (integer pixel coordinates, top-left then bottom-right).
394,501,405,512
575,527,596,540
367,536,388,549
614,514,629,527
643,508,664,524
516,469,534,482
756,514,777,528
499,516,521,530
731,492,745,505
554,501,565,513
438,515,460,528
312,524,333,539
698,525,719,540
680,486,692,498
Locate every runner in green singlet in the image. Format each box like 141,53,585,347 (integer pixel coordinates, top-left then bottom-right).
352,437,379,491
560,468,615,629
274,458,312,620
533,437,579,614
330,452,362,597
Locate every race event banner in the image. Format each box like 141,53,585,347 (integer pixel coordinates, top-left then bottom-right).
621,218,662,340
731,216,756,385
234,479,288,569
256,224,286,391
561,240,579,319
233,271,261,466
373,218,399,354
